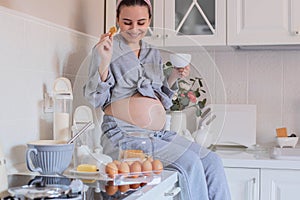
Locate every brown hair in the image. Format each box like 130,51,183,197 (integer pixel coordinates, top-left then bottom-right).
116,0,152,19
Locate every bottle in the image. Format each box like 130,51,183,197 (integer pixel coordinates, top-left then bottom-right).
53,77,73,142
71,106,95,168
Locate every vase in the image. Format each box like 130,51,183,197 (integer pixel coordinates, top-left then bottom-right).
169,111,187,135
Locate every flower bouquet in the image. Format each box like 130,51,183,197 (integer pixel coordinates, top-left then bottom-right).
171,77,207,117
164,61,207,117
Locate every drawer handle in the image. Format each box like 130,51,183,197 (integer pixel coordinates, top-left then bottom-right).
164,187,181,197
295,31,300,35
247,178,256,200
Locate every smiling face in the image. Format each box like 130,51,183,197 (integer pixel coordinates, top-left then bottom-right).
117,5,151,47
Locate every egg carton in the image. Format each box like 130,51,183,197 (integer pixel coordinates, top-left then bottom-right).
111,170,162,185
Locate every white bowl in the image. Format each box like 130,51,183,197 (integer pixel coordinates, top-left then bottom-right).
169,53,191,68
276,137,299,148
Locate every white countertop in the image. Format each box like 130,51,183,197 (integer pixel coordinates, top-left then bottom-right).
216,146,300,170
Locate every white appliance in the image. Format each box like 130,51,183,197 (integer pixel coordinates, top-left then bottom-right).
206,104,256,147
0,144,8,193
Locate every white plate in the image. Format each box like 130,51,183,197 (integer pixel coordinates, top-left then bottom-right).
8,184,70,199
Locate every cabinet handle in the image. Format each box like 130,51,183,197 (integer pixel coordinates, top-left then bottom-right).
295,31,300,35
247,178,256,200
155,34,161,38
165,34,169,39
164,187,181,197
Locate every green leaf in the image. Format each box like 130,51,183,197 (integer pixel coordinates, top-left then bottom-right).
170,104,180,111
181,97,189,106
198,98,207,109
179,79,189,85
194,90,200,97
165,61,172,66
196,109,202,117
198,79,203,87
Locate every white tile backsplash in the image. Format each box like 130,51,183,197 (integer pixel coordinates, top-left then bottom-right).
247,51,283,145
0,10,25,68
2,6,300,171
0,6,97,171
215,50,248,104
283,51,300,136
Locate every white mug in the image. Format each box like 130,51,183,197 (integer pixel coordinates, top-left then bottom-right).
169,53,191,68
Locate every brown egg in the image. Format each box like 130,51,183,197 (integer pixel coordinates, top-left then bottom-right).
113,160,121,167
105,181,118,196
105,162,118,178
118,162,130,177
147,156,154,163
118,184,130,193
130,183,140,189
140,182,147,187
142,160,152,176
105,185,118,196
126,161,134,166
152,159,163,174
130,161,142,178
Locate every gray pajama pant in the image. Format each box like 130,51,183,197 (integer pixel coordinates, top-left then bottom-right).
101,115,231,200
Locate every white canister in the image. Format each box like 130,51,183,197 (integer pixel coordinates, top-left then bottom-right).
53,77,73,142
0,145,8,193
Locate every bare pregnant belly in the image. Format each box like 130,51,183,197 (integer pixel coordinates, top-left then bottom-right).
104,93,166,131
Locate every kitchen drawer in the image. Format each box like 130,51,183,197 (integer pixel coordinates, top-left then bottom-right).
129,170,180,200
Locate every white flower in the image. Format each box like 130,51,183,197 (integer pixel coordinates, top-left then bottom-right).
172,93,178,101
179,81,190,90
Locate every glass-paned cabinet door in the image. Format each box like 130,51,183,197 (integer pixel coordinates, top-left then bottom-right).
105,0,164,46
164,0,226,46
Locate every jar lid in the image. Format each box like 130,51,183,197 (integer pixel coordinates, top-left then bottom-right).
53,77,73,99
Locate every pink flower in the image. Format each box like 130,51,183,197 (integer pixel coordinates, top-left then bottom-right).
180,93,185,97
187,91,197,103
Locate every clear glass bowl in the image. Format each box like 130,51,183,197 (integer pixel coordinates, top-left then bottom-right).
118,132,153,162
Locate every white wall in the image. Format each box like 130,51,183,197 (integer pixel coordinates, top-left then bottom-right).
0,0,105,36
0,6,99,172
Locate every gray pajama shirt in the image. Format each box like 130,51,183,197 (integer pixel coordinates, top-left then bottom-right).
83,34,231,200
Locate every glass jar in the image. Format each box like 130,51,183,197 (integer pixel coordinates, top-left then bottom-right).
52,77,73,142
118,132,154,162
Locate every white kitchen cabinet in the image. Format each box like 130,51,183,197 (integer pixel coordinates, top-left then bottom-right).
260,169,300,200
107,0,300,46
224,168,260,200
106,0,226,46
227,0,300,46
220,150,300,200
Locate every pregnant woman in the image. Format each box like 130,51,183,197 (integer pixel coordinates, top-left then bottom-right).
83,0,231,199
